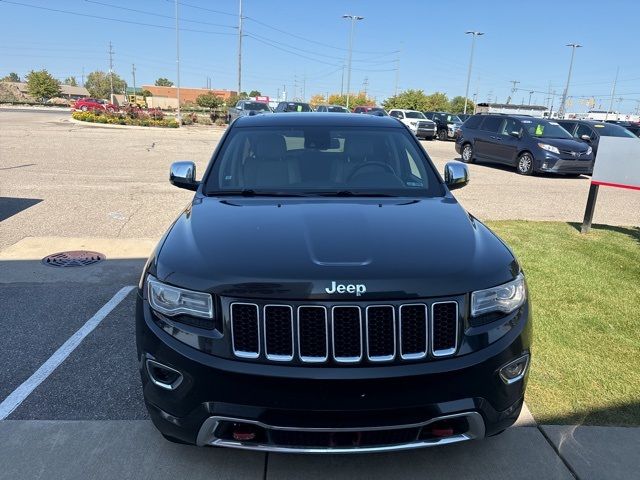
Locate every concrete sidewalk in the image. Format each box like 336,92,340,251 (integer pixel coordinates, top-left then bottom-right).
3,420,637,480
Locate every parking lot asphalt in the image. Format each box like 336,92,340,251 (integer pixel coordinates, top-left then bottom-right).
2,109,640,479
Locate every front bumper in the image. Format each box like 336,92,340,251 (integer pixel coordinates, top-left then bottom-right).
137,294,531,452
416,127,436,138
537,152,594,174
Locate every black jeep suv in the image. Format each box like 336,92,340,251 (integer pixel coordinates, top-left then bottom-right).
456,114,594,175
137,113,532,452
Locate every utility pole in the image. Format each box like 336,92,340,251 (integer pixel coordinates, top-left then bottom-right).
463,31,483,114
545,81,552,108
302,74,306,102
81,66,85,87
340,63,345,96
362,76,369,97
605,67,619,121
108,41,114,101
131,64,136,99
175,0,181,125
508,80,520,104
342,14,364,109
528,90,534,105
558,43,582,117
237,0,243,96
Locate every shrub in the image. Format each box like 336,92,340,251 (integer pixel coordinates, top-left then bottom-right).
215,118,226,127
72,110,178,128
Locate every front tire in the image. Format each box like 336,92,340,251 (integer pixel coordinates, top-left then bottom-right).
516,152,534,175
461,143,474,163
437,129,447,141
81,105,88,111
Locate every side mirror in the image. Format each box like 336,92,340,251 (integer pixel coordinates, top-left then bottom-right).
509,131,521,138
580,134,591,142
444,162,469,190
170,161,199,191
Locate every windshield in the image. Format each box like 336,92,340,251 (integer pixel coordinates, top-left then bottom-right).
405,112,426,119
245,102,270,111
204,126,443,197
522,120,573,139
327,106,348,112
282,103,312,112
593,123,637,137
447,115,462,123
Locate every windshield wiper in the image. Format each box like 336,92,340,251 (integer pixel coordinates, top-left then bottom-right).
316,191,398,197
206,189,309,197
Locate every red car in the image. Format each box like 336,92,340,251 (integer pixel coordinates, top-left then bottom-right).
73,98,117,112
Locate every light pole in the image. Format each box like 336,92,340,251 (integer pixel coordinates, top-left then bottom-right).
463,31,483,115
342,14,364,110
558,43,582,118
175,0,181,126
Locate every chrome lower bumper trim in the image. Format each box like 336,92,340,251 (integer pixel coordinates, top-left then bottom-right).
196,412,485,453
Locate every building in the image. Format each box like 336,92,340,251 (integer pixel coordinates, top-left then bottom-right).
0,81,88,102
475,103,549,118
141,85,237,105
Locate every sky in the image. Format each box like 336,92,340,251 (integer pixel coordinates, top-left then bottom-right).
1,0,639,113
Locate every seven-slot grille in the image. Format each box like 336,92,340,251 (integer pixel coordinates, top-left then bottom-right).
230,301,458,363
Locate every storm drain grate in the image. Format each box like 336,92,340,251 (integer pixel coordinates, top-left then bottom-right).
42,250,106,267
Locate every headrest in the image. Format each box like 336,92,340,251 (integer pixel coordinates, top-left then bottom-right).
254,133,287,158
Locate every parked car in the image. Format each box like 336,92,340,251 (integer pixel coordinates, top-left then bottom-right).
73,98,117,112
274,101,312,112
458,114,472,122
227,100,271,123
423,112,464,141
388,109,437,139
455,114,594,175
556,119,638,158
352,105,388,116
604,120,640,137
316,104,349,113
139,112,531,451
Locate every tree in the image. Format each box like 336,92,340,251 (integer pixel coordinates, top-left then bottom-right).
25,70,61,101
424,92,450,112
196,92,222,110
382,89,430,111
2,72,21,82
248,90,261,97
309,94,325,108
449,96,474,114
85,70,126,99
327,92,374,108
141,89,153,98
64,76,78,86
155,77,173,87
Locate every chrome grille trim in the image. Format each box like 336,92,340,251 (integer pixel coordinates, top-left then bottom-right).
297,305,329,363
431,301,459,357
331,306,363,363
230,302,260,359
263,304,294,361
365,305,396,362
399,304,428,360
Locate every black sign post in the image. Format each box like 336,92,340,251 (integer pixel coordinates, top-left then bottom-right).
580,183,600,234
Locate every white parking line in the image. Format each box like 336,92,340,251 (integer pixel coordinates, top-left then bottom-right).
0,285,136,420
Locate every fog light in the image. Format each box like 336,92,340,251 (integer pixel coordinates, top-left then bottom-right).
542,162,549,169
499,354,530,384
146,359,184,390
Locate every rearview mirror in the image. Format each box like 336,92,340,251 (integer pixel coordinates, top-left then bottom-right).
170,161,199,191
444,162,469,190
580,134,591,142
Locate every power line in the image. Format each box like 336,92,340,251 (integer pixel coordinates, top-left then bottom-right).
0,0,236,35
84,0,237,29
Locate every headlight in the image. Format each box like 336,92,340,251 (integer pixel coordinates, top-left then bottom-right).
147,276,213,319
586,146,593,155
538,143,560,154
471,273,526,317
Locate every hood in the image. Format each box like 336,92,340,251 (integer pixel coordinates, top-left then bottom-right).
154,197,518,300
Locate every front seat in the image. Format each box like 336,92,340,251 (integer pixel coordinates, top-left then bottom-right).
243,133,299,187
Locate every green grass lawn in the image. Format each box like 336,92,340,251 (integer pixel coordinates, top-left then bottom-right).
486,221,640,426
